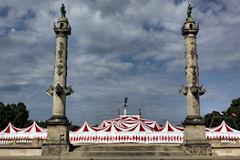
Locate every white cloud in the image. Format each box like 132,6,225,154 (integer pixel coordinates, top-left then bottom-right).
0,0,239,125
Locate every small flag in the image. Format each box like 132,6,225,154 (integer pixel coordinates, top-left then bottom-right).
220,112,224,116
232,113,238,117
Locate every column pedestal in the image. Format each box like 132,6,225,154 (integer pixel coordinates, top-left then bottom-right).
42,117,72,156
183,116,211,155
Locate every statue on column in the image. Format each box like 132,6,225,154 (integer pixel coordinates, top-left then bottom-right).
124,97,128,105
187,4,193,18
61,3,66,17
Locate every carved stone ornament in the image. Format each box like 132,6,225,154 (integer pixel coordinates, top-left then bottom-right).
57,65,63,76
65,85,74,96
60,42,64,50
199,85,206,95
189,85,206,96
179,85,188,96
58,50,63,58
190,85,198,95
46,85,54,96
55,83,64,96
190,49,195,59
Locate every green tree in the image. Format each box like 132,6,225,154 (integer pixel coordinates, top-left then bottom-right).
226,97,240,129
204,111,224,127
0,102,29,130
204,97,240,129
70,124,80,131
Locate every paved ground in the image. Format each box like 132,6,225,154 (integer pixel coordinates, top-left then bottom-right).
1,156,240,160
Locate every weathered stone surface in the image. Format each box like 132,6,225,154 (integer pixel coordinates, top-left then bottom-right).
43,5,72,156
181,13,211,155
183,124,206,144
42,143,71,156
184,143,212,156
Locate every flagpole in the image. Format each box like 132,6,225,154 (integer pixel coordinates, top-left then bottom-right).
209,115,215,128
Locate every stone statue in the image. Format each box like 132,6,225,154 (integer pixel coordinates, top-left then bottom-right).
124,97,128,104
187,4,193,18
61,3,66,17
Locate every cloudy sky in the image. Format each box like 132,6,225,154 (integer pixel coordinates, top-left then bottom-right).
0,0,240,125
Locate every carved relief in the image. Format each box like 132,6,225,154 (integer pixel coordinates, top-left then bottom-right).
179,85,188,96
60,42,64,50
199,85,206,95
189,85,206,97
57,65,63,76
55,83,64,96
190,85,198,95
65,85,74,96
46,85,54,96
190,49,195,59
190,65,197,84
58,50,63,58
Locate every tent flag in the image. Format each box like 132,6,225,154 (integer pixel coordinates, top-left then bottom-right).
232,113,238,117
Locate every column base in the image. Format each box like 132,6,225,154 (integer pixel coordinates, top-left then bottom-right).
42,141,72,156
184,143,212,156
42,115,72,156
182,116,212,155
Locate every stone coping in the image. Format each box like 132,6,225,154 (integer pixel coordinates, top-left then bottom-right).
0,156,240,160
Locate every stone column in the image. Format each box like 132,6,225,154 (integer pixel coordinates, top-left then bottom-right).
179,15,211,155
42,4,73,156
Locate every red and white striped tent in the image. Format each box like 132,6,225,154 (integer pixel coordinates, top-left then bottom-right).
0,122,23,142
144,121,161,131
70,121,98,143
127,121,153,132
99,115,161,130
156,121,184,143
17,121,47,140
159,121,183,133
0,121,46,144
96,123,126,143
206,120,240,140
70,115,185,144
7,115,240,144
0,122,22,134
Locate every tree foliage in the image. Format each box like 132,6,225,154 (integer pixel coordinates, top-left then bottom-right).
0,102,29,130
204,97,240,129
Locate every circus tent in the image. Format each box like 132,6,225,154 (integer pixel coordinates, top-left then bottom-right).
155,121,184,143
0,122,22,134
0,121,47,144
1,114,240,144
69,115,185,144
17,121,47,140
70,121,98,143
206,120,240,140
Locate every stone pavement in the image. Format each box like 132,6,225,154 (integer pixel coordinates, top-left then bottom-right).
1,156,240,160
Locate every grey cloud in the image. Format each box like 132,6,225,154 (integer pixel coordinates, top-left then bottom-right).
0,0,239,125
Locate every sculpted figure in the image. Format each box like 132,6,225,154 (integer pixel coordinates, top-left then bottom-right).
61,3,66,17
